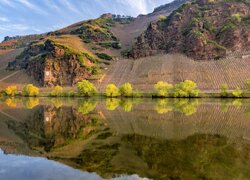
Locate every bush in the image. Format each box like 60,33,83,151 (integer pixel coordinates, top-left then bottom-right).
4,86,18,97
154,81,173,97
22,84,39,97
95,53,113,61
106,84,120,97
50,85,63,97
220,84,229,97
245,78,250,90
232,87,242,98
173,80,200,98
119,83,133,97
132,90,143,98
77,80,97,96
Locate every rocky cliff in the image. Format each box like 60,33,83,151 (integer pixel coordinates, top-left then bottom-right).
130,0,250,60
10,39,97,86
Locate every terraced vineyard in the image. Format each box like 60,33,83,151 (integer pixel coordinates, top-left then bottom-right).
97,54,250,91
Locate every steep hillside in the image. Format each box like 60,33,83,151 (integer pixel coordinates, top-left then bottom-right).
0,34,44,50
131,0,250,60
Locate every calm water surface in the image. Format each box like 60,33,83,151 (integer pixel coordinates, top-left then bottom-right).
0,97,249,180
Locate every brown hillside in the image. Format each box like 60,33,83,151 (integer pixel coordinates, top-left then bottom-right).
131,0,250,60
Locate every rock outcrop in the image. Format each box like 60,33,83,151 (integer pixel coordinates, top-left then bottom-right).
130,0,250,60
10,39,96,86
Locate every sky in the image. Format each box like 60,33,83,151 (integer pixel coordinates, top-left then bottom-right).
0,0,173,42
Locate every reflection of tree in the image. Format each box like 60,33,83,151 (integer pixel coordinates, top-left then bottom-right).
232,99,242,108
77,99,97,114
173,99,200,116
50,98,64,108
121,134,250,180
220,99,230,113
120,99,133,112
22,98,39,109
5,98,17,107
106,98,120,111
155,99,173,114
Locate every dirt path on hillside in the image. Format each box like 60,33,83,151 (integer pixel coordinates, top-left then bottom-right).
0,71,20,82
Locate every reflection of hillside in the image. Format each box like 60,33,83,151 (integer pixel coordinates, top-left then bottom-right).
97,100,250,141
0,99,250,179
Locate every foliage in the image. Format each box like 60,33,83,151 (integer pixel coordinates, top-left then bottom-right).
232,87,242,98
119,83,133,97
245,78,250,90
158,15,167,21
172,80,200,98
95,53,113,61
4,86,18,97
154,81,173,97
22,84,39,97
231,13,242,23
132,90,143,98
220,84,229,97
50,85,63,97
106,84,120,97
77,80,97,96
98,41,121,49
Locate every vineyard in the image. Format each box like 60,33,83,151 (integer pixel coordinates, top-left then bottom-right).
97,54,250,91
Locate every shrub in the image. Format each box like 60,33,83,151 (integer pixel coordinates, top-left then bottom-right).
22,84,39,97
77,80,97,96
154,81,173,97
220,84,229,97
106,84,120,97
4,86,18,97
173,80,200,98
245,78,250,90
50,85,63,97
232,87,242,98
119,83,133,97
95,53,113,61
132,90,143,98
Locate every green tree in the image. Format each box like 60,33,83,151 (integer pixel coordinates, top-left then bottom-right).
50,85,63,97
106,84,120,97
119,83,133,97
220,84,229,97
154,81,173,97
173,80,200,97
77,80,97,96
232,87,242,98
22,84,39,97
4,86,18,97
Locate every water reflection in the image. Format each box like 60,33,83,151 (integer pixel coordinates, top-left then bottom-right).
0,98,250,179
